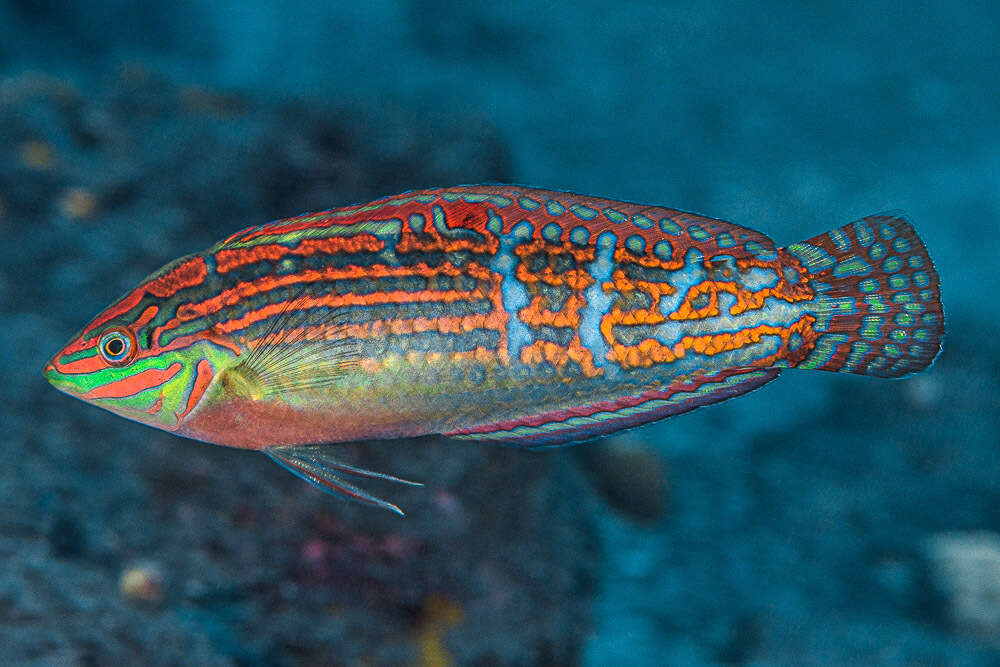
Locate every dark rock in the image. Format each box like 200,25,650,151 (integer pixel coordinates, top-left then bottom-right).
576,436,669,522
46,511,85,558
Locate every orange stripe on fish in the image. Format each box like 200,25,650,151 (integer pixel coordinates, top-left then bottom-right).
79,289,147,342
132,305,160,330
606,314,818,370
214,235,383,273
205,289,489,336
53,353,106,374
146,393,165,415
176,359,214,422
161,261,501,340
145,256,207,298
82,362,182,399
78,258,205,341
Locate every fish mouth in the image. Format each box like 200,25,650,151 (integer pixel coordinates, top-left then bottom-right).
43,360,77,396
43,358,60,385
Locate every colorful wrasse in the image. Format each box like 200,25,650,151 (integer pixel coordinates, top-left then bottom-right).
45,185,944,514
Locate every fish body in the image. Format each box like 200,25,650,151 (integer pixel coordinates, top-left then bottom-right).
45,185,944,513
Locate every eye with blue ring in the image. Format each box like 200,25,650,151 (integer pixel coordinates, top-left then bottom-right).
98,328,136,366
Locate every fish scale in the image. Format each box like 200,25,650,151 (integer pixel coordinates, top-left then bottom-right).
45,185,945,514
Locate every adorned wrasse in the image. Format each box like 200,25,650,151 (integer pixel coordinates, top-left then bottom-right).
45,185,944,514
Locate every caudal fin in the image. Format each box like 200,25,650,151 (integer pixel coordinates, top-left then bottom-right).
781,212,944,378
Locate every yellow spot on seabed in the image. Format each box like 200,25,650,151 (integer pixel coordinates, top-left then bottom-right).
19,140,55,170
179,84,244,115
417,595,464,667
58,187,99,220
119,561,165,606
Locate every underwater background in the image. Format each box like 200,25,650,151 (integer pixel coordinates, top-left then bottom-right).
2,1,999,665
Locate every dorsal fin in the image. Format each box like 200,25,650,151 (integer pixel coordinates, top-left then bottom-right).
209,185,779,267
449,184,780,263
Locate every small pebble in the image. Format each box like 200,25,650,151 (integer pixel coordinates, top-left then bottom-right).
302,538,328,566
180,85,244,115
58,187,99,220
418,595,464,667
19,140,55,170
905,375,943,410
119,562,165,605
926,531,1000,637
433,489,463,518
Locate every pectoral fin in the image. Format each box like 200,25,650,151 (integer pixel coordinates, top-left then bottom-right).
221,295,361,398
263,444,423,516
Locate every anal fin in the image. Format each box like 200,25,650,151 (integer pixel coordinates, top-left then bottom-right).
446,367,781,448
264,444,423,516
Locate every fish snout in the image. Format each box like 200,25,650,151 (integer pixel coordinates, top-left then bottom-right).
43,356,76,395
43,361,57,383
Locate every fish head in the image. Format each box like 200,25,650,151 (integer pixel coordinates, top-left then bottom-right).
44,253,235,432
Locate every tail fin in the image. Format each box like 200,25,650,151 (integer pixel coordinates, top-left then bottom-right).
781,212,944,378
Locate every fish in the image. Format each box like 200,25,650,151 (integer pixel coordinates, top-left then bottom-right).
44,185,945,515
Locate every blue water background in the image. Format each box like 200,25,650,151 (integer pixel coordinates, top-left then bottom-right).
2,2,999,664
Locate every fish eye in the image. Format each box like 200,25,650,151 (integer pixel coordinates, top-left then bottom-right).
98,328,136,366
